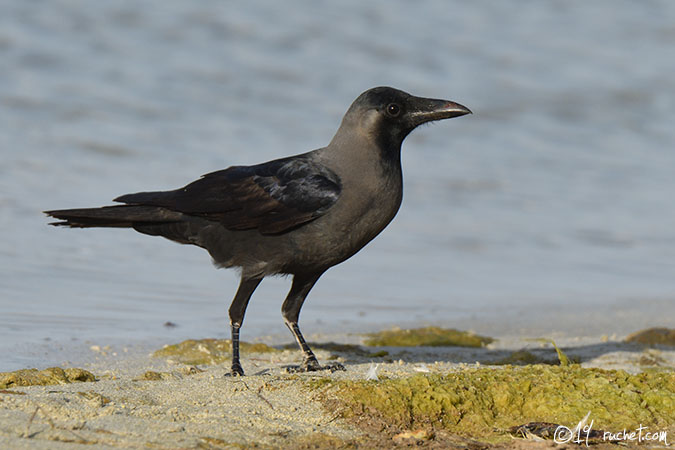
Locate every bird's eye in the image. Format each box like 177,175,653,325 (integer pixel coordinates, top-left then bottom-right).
386,103,401,117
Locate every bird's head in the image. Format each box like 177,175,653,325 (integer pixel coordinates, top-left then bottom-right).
341,86,471,154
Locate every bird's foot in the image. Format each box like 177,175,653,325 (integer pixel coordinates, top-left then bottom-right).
224,363,245,377
285,358,346,373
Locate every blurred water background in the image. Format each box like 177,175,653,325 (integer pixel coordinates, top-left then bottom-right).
1,0,674,370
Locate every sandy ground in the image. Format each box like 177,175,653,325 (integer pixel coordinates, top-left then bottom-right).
1,331,673,449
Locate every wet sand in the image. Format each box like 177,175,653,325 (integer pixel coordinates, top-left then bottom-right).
1,330,673,449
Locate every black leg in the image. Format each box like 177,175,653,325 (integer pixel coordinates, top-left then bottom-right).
226,276,262,376
282,272,345,373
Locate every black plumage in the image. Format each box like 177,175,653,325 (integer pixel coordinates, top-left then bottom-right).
114,156,342,235
45,86,471,375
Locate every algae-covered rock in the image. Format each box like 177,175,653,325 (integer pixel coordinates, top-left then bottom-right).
153,338,279,365
0,367,96,389
328,366,675,440
626,327,675,346
364,327,493,348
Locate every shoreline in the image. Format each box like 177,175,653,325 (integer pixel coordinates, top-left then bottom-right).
1,327,674,448
4,295,673,373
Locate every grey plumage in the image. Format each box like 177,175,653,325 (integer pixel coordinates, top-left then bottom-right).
45,86,471,375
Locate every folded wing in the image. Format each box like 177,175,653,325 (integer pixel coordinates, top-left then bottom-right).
114,156,342,235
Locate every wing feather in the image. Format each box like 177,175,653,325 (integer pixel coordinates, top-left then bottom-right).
114,156,341,235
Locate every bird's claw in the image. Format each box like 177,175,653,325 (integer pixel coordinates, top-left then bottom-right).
224,364,245,377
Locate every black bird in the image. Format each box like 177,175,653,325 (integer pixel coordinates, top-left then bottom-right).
45,87,471,376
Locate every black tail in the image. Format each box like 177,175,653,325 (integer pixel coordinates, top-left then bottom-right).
44,205,184,228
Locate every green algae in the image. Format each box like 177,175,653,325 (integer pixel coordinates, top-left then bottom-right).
0,367,96,389
548,340,570,366
363,326,494,348
153,338,280,365
626,327,675,346
492,339,578,366
327,365,675,441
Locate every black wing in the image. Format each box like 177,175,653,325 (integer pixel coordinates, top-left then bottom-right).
114,156,342,235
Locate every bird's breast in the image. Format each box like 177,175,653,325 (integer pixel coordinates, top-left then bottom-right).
288,168,403,269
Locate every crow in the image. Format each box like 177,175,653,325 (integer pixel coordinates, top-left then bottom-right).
45,86,471,375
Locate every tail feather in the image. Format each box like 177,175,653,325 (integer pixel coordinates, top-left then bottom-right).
44,205,184,228
113,190,175,205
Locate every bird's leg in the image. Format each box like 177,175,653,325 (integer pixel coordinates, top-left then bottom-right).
287,321,321,370
282,272,346,373
225,276,263,377
230,323,243,375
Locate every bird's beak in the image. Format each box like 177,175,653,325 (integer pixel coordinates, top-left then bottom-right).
409,97,472,127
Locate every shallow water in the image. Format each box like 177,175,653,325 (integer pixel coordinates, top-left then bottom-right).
2,1,675,370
